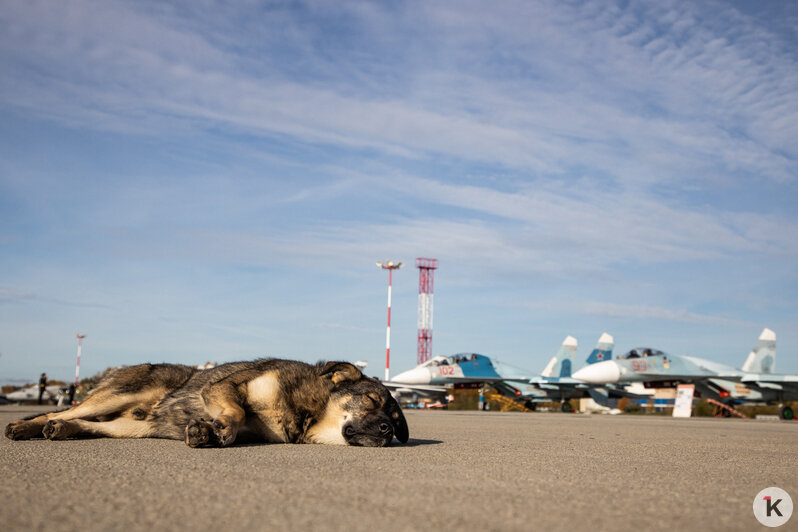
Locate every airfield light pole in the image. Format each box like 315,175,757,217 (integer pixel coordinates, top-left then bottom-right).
74,334,86,386
377,261,402,381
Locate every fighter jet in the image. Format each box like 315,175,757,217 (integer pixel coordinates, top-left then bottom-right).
508,332,652,411
572,328,796,420
382,352,526,403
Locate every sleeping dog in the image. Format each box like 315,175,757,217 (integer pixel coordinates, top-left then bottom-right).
5,359,409,447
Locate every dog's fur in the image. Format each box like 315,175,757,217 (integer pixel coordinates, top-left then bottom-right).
4,359,409,447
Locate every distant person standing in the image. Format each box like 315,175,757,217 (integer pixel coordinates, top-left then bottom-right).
68,383,76,405
38,373,47,405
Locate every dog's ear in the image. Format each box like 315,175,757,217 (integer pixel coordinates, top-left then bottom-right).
385,396,409,444
320,362,363,385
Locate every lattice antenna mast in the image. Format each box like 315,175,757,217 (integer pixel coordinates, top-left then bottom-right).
416,258,438,365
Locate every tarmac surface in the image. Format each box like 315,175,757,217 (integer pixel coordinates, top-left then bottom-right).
1,405,797,531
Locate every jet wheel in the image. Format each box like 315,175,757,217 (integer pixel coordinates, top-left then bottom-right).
779,405,794,421
561,401,573,413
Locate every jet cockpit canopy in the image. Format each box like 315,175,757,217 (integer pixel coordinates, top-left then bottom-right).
420,353,488,367
419,356,451,367
618,348,665,359
449,353,482,365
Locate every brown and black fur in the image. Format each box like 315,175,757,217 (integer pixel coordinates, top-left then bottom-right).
5,359,409,447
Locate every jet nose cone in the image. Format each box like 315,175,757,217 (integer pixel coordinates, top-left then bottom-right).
573,361,621,384
392,367,431,385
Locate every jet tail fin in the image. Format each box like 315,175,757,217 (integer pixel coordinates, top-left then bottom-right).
585,332,614,365
741,328,776,374
541,335,578,378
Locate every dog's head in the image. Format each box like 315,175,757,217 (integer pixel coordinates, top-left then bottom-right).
318,362,409,447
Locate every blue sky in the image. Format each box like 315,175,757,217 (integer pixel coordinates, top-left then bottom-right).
1,0,797,383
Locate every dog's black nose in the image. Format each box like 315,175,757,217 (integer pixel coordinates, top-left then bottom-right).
379,422,392,436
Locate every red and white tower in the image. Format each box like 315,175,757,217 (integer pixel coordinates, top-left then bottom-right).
416,258,438,365
377,261,402,381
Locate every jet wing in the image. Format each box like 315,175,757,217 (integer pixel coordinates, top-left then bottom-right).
523,377,591,393
527,377,584,386
430,376,513,384
382,381,449,393
741,374,798,393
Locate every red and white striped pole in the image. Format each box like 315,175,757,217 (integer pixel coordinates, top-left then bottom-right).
75,334,86,386
377,261,402,381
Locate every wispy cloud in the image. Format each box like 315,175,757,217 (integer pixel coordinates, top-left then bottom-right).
569,301,754,327
1,0,795,185
0,287,109,309
81,171,794,278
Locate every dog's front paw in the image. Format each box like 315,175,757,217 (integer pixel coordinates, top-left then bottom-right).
185,419,216,448
211,417,238,447
6,421,43,440
43,419,76,440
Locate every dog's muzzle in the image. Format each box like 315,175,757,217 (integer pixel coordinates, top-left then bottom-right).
343,420,395,447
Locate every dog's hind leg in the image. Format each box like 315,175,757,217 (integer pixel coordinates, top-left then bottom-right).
43,418,159,440
5,389,164,440
4,411,53,440
7,363,194,441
